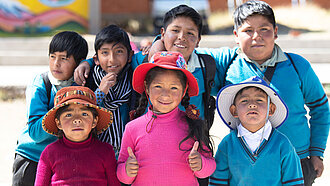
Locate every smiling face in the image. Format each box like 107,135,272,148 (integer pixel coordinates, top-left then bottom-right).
55,104,98,142
234,15,278,65
49,51,77,80
161,16,200,62
95,42,133,75
145,70,185,114
230,87,275,132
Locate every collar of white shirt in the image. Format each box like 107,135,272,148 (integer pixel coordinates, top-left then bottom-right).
237,120,272,152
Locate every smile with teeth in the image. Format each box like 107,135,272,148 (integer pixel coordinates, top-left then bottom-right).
174,44,186,48
108,65,119,68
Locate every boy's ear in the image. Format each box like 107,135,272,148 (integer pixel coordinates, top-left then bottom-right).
93,55,100,66
233,30,240,44
230,104,239,118
92,116,98,129
55,118,62,130
268,103,276,116
160,27,165,41
195,37,201,48
127,50,134,63
274,26,278,39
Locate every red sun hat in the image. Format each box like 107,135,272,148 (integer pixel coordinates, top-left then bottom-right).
133,51,199,97
42,86,113,136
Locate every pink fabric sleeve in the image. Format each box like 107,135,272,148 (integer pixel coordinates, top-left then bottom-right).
35,148,52,186
104,145,121,186
116,126,136,184
193,146,216,178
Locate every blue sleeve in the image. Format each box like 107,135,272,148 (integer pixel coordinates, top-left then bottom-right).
131,51,146,70
95,88,106,106
291,53,330,157
209,137,230,186
280,135,305,185
195,47,238,96
26,74,55,143
81,58,95,68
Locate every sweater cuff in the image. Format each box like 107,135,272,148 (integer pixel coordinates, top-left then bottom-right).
95,88,106,106
310,147,325,157
117,163,136,184
194,154,216,178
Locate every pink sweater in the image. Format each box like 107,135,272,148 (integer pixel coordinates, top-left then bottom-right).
117,108,216,185
35,136,120,186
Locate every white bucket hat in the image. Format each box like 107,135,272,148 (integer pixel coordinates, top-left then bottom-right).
216,76,288,130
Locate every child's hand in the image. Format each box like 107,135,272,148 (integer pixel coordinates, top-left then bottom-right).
126,147,139,177
74,61,90,86
311,156,324,177
188,141,202,172
99,72,117,94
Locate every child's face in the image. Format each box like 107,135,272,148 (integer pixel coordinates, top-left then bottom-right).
230,87,275,132
161,16,200,62
233,15,278,65
145,70,184,114
49,51,77,80
55,104,98,142
95,42,133,75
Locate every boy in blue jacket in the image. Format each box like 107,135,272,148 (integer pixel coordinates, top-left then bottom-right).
195,1,329,185
210,76,304,185
13,31,88,186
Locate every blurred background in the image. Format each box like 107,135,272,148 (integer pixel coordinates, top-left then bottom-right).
0,0,330,185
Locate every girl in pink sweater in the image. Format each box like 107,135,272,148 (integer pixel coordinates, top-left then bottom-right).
35,86,120,185
117,52,216,185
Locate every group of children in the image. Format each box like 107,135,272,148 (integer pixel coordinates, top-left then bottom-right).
12,0,329,185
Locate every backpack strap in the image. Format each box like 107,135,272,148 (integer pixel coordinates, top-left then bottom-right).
197,53,216,130
263,63,277,85
41,72,52,107
224,52,238,85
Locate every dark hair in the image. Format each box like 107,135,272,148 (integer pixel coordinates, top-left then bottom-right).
49,31,88,65
163,4,203,38
55,104,99,139
94,24,132,57
233,86,268,105
134,67,213,155
233,0,276,31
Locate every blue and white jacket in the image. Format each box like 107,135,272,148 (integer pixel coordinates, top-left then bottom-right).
15,73,58,162
196,47,330,159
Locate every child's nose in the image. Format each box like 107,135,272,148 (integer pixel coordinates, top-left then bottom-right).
248,104,257,108
178,31,187,40
73,118,82,125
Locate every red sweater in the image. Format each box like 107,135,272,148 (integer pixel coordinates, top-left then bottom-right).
35,136,120,186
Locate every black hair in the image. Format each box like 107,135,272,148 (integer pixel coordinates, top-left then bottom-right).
134,67,213,155
94,24,132,57
49,31,88,65
163,4,203,38
233,86,268,105
233,0,276,31
55,104,99,139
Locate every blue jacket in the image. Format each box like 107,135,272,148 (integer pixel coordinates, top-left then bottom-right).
210,129,304,185
196,47,330,159
15,73,58,162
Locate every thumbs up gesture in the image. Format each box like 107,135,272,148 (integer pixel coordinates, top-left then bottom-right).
188,141,202,172
126,147,139,177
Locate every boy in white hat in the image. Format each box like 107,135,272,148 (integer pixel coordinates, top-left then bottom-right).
210,76,304,185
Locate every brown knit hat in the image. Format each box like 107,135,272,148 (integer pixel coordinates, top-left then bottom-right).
42,86,113,136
